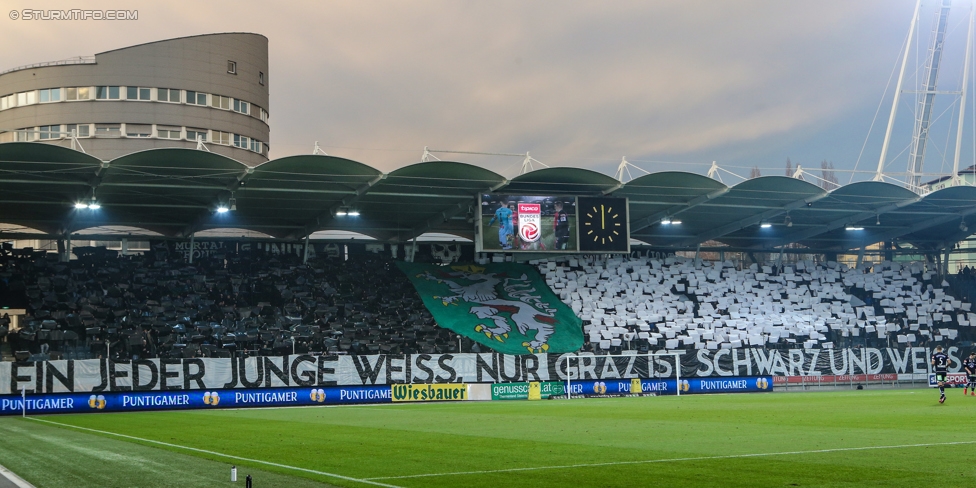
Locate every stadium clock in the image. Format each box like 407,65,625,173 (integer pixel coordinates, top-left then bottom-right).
577,196,629,252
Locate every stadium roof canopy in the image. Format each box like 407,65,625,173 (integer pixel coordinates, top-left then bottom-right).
1,142,975,251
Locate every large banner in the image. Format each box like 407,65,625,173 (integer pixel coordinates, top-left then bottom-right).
1,347,972,395
397,262,584,354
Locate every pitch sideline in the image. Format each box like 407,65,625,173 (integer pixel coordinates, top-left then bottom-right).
364,440,976,480
24,417,402,488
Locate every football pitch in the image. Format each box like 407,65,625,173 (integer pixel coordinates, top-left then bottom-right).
0,389,974,487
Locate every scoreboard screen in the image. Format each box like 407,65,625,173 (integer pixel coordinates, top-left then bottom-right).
476,195,630,254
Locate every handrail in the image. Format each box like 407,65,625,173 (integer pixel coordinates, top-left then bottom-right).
0,56,96,76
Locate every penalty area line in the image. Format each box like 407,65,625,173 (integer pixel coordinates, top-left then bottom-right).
365,440,976,480
24,417,402,488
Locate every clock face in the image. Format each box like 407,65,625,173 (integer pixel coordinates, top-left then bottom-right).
578,197,629,252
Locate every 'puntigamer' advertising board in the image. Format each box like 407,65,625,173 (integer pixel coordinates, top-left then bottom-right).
0,386,392,415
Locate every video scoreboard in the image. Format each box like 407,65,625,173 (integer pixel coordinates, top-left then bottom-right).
477,194,629,253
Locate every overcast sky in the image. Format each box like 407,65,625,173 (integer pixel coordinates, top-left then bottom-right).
4,0,974,183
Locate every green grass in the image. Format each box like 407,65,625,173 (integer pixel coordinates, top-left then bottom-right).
1,389,975,487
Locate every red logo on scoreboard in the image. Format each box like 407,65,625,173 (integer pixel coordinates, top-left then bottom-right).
518,203,541,242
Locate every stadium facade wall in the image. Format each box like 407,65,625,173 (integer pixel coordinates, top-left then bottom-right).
0,347,971,395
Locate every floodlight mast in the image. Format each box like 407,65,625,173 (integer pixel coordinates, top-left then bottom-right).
905,0,953,190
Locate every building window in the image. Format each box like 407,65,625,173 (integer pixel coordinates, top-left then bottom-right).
17,91,37,106
157,88,180,103
126,87,151,101
233,134,250,149
66,87,91,101
213,131,231,145
185,90,207,105
125,124,152,138
250,139,263,154
233,99,249,115
227,60,237,74
259,107,269,123
211,95,231,110
95,124,121,137
95,86,121,100
39,88,61,103
65,124,90,138
38,125,60,140
186,128,209,142
157,126,181,139
15,129,33,142
259,71,265,85
0,94,13,110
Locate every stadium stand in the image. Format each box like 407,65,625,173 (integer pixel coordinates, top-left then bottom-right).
0,245,457,361
3,238,975,360
534,254,976,354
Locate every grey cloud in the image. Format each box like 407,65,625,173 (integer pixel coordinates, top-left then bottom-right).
3,0,942,179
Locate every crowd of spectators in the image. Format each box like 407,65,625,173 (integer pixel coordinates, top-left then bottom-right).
3,241,975,362
535,255,976,355
0,244,457,361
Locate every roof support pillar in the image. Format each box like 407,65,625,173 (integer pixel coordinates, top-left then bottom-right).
61,235,70,263
944,246,952,277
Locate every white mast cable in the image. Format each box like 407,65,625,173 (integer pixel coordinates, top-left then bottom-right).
876,0,923,181
951,6,974,186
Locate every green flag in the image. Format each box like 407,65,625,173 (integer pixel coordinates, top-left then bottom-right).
397,262,583,354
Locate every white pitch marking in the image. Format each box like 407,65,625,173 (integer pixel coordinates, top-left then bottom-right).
365,440,976,480
0,462,35,488
25,417,402,488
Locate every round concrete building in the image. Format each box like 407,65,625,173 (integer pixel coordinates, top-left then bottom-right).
0,33,269,166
